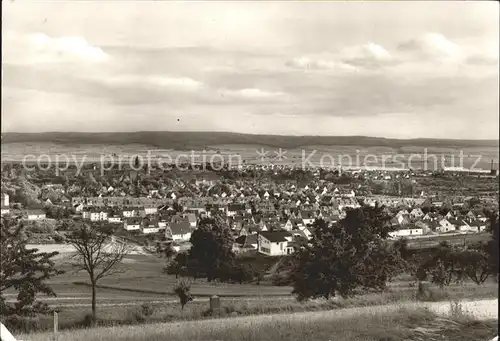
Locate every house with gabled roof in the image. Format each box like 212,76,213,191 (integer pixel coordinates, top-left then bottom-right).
108,214,122,224
257,231,294,256
142,220,161,234
185,202,206,214
476,213,488,222
123,217,142,231
445,211,455,220
283,219,294,231
467,220,487,233
423,212,439,221
82,208,108,222
300,210,316,226
436,218,456,233
144,206,158,215
233,234,258,254
122,207,141,218
26,209,46,221
226,203,246,217
166,222,192,242
186,213,197,228
410,208,424,219
449,219,471,232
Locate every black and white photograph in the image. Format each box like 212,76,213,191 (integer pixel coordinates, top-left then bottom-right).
1,1,498,340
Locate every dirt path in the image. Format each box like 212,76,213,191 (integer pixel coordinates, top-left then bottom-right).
210,299,498,324
4,295,295,308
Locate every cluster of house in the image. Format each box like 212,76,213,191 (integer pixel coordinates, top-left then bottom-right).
1,194,48,221
0,180,492,257
63,187,488,256
387,208,489,238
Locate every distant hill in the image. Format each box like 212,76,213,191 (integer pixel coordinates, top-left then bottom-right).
1,131,498,149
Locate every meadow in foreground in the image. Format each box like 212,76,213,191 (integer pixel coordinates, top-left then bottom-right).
21,302,498,341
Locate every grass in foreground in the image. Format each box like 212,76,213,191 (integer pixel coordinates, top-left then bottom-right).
21,304,498,341
8,280,498,334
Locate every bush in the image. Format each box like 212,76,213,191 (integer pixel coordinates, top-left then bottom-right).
81,313,94,327
271,272,292,286
29,221,56,234
202,306,235,318
139,303,155,317
449,300,473,320
415,282,449,302
53,234,66,243
2,314,42,333
126,305,155,324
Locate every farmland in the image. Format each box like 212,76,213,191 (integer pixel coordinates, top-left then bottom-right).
2,141,499,171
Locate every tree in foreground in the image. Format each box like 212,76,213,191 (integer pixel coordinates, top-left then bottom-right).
0,217,63,319
417,239,495,287
462,246,490,285
173,280,193,311
290,206,405,301
67,223,130,323
185,217,235,282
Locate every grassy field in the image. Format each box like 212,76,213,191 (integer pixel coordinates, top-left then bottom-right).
20,301,498,341
7,279,497,334
39,253,292,299
4,247,497,335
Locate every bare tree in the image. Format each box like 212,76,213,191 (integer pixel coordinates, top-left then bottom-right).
67,223,130,322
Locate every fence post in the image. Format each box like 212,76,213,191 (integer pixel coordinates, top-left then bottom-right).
53,311,58,341
209,295,221,314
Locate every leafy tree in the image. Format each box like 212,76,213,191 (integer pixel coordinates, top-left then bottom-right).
290,207,404,301
0,217,63,318
165,252,189,279
67,223,130,323
418,242,453,287
417,242,473,288
173,280,193,310
462,246,490,285
487,213,499,278
217,263,254,284
165,259,182,279
155,241,176,259
186,218,235,282
428,259,450,289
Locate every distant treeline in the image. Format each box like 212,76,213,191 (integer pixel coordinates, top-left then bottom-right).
2,131,499,149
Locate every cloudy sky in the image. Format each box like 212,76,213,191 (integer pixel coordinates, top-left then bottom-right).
2,1,499,139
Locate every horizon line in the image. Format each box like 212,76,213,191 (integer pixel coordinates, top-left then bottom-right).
2,130,499,142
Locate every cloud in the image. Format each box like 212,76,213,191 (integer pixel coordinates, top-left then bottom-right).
104,75,204,92
466,54,499,65
340,43,393,67
220,88,286,100
286,43,393,72
285,56,359,72
3,32,109,64
464,44,499,66
398,33,462,62
29,33,109,63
